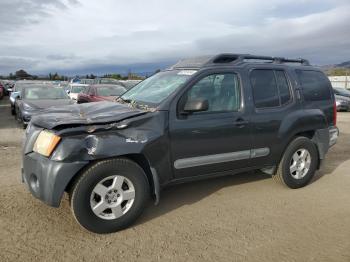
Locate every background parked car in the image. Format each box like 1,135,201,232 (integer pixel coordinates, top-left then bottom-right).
10,81,43,115
335,95,350,111
333,87,350,98
0,83,4,99
77,84,126,103
67,83,89,101
1,80,15,95
15,84,74,128
333,88,350,111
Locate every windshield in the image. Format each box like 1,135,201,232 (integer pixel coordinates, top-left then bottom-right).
71,86,86,93
97,85,126,96
14,82,38,92
121,70,195,105
23,86,69,100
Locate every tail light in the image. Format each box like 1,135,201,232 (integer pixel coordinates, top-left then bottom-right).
333,101,337,126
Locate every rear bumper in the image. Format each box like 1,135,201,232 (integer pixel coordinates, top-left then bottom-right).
329,126,339,148
22,152,88,207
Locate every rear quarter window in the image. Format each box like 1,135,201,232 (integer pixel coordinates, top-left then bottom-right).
296,70,332,101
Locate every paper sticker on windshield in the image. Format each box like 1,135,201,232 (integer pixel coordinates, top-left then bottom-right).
177,70,197,76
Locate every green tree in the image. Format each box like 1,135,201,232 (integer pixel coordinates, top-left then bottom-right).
15,69,31,79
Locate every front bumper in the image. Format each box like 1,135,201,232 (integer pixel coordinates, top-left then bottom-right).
22,151,88,207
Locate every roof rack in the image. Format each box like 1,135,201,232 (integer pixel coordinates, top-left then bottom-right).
208,53,310,66
170,53,310,69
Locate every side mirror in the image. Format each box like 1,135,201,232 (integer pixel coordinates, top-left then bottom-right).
183,98,209,113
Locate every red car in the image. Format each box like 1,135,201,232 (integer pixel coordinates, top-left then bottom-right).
77,84,127,103
0,83,4,99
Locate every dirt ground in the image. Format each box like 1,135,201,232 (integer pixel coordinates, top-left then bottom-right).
0,98,349,262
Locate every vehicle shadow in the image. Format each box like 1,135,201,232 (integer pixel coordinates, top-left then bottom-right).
137,170,269,225
139,131,350,225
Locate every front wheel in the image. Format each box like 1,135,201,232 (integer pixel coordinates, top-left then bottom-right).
70,158,150,234
273,137,318,189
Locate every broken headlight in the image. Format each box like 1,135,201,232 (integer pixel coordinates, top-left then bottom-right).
33,130,61,157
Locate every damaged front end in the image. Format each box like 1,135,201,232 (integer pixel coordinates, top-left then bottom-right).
22,101,172,207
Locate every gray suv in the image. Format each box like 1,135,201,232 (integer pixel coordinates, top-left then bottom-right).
22,54,338,233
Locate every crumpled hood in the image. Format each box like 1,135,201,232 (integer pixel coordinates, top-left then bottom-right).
31,101,147,129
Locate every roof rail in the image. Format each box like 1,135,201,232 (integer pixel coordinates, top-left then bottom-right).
170,53,310,69
207,53,310,66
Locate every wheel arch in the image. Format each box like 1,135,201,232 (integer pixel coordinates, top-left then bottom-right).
65,153,160,205
279,128,329,172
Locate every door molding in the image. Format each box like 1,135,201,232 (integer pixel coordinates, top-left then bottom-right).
174,147,269,169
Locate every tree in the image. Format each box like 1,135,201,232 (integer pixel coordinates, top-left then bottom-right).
15,69,31,79
52,72,59,80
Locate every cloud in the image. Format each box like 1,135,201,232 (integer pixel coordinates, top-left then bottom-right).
0,0,78,31
0,0,349,75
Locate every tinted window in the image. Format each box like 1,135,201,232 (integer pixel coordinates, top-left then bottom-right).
185,73,241,112
251,70,279,108
275,70,291,105
296,70,332,101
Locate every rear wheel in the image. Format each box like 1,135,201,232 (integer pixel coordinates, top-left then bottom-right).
70,158,150,234
273,137,318,189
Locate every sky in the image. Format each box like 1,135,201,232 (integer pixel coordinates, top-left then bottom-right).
0,0,349,75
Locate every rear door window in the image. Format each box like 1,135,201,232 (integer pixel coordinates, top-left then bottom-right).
296,70,332,101
250,69,292,109
275,70,291,105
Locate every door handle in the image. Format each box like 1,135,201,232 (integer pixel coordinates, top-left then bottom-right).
234,118,249,127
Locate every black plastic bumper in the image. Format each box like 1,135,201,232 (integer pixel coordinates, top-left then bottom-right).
22,152,88,207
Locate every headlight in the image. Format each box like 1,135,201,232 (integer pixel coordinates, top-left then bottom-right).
33,130,61,157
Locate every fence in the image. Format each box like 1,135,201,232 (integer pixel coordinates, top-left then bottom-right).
328,76,350,89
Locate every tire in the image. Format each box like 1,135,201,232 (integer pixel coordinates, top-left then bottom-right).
70,158,150,234
15,109,22,124
273,137,318,189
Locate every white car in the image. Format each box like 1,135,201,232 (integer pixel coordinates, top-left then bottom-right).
67,84,89,101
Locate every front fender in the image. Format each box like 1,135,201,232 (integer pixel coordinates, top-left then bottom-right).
50,111,173,185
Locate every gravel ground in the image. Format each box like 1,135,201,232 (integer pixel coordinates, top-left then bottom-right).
0,98,349,262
